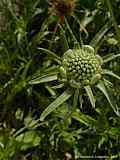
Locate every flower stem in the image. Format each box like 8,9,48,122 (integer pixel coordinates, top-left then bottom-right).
106,0,120,50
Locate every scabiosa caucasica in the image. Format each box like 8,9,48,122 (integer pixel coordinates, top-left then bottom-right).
48,0,77,28
48,0,77,17
60,45,103,88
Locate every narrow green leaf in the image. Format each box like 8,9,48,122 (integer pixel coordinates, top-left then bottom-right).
97,81,120,116
103,78,113,87
106,0,120,50
89,21,112,49
79,94,83,109
45,85,56,96
32,66,59,79
84,85,95,108
64,17,80,49
108,127,120,136
103,70,120,80
40,89,73,121
98,135,107,149
16,131,41,150
73,88,79,110
103,53,120,63
37,48,61,64
72,111,97,127
29,74,58,84
22,60,32,79
15,64,25,79
51,83,64,89
59,24,69,51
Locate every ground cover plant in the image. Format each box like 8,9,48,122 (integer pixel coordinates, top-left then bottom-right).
0,0,120,159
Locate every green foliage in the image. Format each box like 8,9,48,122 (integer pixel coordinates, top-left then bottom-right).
0,0,120,159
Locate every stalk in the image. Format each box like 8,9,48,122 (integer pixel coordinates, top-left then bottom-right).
106,0,120,50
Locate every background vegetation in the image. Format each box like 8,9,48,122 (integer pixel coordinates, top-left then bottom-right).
0,0,120,159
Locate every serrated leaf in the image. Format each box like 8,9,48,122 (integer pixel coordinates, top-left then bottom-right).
84,85,95,108
40,89,73,121
96,81,120,116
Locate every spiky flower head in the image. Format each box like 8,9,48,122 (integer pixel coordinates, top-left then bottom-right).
60,45,103,87
48,0,77,17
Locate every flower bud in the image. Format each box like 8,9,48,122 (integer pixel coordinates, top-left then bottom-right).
60,45,103,87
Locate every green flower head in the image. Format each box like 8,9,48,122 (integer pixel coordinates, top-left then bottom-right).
60,45,103,87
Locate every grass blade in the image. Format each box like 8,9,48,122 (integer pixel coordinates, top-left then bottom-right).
103,53,120,63
29,74,58,84
59,24,69,51
40,89,73,121
103,70,120,80
84,85,95,108
22,60,32,80
37,48,61,64
97,81,120,116
73,88,79,110
89,21,111,50
106,0,120,50
72,111,97,127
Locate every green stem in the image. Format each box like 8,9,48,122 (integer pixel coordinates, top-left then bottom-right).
106,0,120,50
64,17,80,49
59,24,69,51
48,17,60,50
72,15,84,47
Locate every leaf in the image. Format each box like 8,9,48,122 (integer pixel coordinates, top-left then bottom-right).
73,88,80,110
98,135,108,149
29,74,58,84
59,24,69,51
96,81,120,116
84,85,95,108
22,59,32,79
64,17,80,48
89,21,112,49
37,47,61,64
103,78,113,87
108,127,120,136
103,53,120,63
32,65,59,79
29,66,59,84
16,131,41,150
72,111,97,127
40,89,73,121
45,85,56,96
106,0,120,50
103,70,120,80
